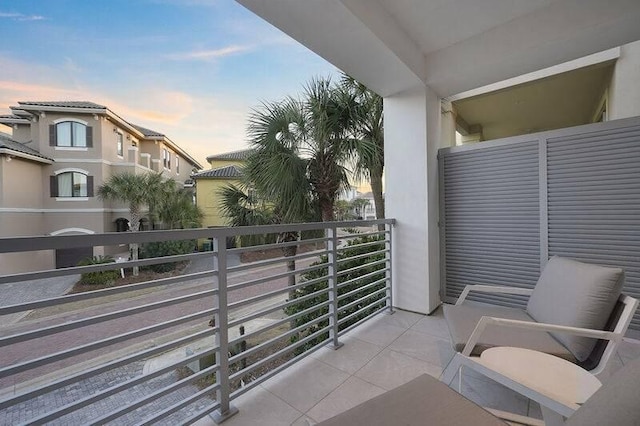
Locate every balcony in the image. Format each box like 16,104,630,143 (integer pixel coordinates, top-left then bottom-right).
1,220,639,425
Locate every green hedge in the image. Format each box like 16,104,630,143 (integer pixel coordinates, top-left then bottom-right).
140,240,195,272
78,256,120,286
284,235,387,352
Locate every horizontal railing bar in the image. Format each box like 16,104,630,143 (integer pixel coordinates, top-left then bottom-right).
0,327,217,410
0,219,394,253
229,300,330,347
338,305,394,336
0,270,216,315
88,363,221,425
338,287,388,314
229,323,331,382
337,277,388,302
339,230,388,240
227,270,330,311
230,312,331,366
227,335,331,402
229,236,329,255
337,259,387,277
136,381,221,426
0,307,218,378
0,251,216,285
336,248,388,264
338,298,389,326
27,342,222,425
336,267,388,289
337,239,385,252
227,262,327,297
227,248,326,274
228,286,330,329
0,288,216,348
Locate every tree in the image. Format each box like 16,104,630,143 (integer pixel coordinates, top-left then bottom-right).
97,172,168,275
245,77,374,222
333,199,353,221
341,74,385,223
350,198,370,219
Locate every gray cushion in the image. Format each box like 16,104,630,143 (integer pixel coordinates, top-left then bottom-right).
318,374,506,426
526,256,624,362
566,356,640,426
443,302,576,362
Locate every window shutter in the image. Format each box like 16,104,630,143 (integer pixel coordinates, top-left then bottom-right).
86,126,93,147
87,176,94,197
49,125,56,146
50,176,58,197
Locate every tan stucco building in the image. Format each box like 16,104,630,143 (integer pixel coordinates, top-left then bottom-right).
0,101,203,273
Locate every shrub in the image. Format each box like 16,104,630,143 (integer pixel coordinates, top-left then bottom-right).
284,235,387,353
78,256,120,286
140,239,195,272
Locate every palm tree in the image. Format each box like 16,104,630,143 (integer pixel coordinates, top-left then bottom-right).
245,77,371,222
98,172,166,275
157,188,203,230
341,74,385,222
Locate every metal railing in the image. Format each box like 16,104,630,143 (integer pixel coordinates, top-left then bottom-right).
0,219,394,425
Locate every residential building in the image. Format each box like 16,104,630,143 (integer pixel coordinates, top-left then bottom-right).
192,149,253,228
0,101,202,273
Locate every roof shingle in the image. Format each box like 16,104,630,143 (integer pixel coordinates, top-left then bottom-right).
0,133,53,162
192,165,243,179
130,124,165,137
206,149,254,162
17,101,106,109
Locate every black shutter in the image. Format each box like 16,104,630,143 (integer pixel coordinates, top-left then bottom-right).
87,176,94,197
49,125,56,146
50,176,58,197
86,126,93,148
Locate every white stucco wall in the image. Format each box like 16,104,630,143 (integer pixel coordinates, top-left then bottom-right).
385,85,443,314
609,40,640,120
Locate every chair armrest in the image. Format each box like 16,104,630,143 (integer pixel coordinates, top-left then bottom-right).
456,285,534,306
461,316,621,356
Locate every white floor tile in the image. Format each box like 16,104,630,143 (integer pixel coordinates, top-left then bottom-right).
310,336,383,374
355,348,443,390
388,329,454,368
306,376,386,422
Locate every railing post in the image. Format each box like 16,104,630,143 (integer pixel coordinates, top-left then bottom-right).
211,236,238,423
326,225,343,350
385,221,395,315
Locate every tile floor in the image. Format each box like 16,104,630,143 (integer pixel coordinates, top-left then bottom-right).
195,307,640,426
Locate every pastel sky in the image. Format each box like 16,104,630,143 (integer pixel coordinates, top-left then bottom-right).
0,0,339,167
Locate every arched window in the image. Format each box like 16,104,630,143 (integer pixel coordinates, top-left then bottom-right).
50,121,92,147
52,172,93,198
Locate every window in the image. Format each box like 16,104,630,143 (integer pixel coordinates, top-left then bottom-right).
116,132,124,157
52,121,90,147
52,172,93,198
167,151,171,170
176,156,180,174
163,149,169,169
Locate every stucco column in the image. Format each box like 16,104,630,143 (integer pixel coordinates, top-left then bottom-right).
609,40,640,120
385,85,443,314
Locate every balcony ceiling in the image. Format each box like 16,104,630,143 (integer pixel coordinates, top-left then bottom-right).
236,0,640,97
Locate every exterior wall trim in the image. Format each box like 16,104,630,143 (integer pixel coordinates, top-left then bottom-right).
52,117,89,125
53,167,90,176
50,228,95,236
0,208,129,213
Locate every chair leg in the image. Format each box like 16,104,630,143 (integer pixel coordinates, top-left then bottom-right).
440,354,462,385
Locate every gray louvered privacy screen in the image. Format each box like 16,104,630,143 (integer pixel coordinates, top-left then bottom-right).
439,117,640,330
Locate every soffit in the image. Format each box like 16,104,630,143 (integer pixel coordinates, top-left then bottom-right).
453,62,614,141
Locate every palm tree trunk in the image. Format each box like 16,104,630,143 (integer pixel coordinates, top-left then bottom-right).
370,165,385,231
129,209,141,276
320,198,335,222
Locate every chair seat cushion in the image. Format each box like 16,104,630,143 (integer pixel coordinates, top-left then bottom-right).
318,374,506,426
526,256,624,362
443,302,576,362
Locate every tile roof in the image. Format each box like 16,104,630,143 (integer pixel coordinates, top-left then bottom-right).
0,114,28,120
0,133,53,162
130,124,165,137
192,165,243,179
17,101,106,109
206,148,254,162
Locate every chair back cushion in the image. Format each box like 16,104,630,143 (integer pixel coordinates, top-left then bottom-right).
526,256,624,362
566,356,640,426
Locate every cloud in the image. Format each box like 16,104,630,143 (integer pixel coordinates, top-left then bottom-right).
167,44,252,61
0,12,45,21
